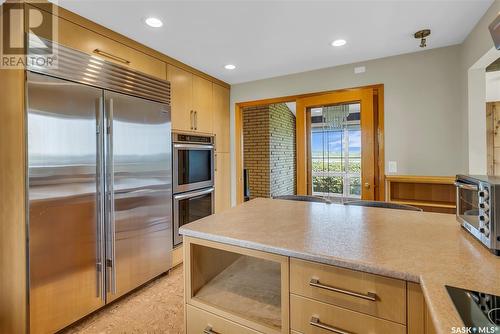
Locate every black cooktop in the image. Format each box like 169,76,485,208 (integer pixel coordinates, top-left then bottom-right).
447,285,500,333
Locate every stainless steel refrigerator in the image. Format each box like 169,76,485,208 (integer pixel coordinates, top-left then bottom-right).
26,40,172,333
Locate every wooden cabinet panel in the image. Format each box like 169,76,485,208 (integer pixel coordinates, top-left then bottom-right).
290,258,406,324
172,245,183,267
213,84,230,152
215,152,231,213
187,304,262,334
193,75,213,133
29,5,165,79
168,64,194,132
290,294,406,334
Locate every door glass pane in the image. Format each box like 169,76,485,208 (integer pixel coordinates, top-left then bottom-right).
178,193,213,228
310,103,361,201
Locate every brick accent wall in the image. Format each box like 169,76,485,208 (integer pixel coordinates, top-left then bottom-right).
243,103,296,199
269,104,296,196
243,106,270,198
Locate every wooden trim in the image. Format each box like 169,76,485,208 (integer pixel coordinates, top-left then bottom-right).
385,175,456,184
376,86,385,200
0,68,27,334
28,1,230,88
235,104,244,204
234,84,385,204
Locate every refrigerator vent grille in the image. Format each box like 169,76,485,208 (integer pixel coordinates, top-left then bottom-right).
27,34,171,105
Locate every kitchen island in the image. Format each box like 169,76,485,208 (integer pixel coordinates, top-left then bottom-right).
179,198,500,334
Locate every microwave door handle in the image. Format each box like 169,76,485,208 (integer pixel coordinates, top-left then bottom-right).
454,181,478,191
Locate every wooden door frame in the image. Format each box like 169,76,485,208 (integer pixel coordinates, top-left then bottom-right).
235,84,385,204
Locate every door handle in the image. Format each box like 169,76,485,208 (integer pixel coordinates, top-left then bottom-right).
364,182,370,189
309,278,377,301
106,98,117,295
203,326,220,334
310,316,352,334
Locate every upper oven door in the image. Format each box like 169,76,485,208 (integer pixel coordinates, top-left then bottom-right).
173,143,214,193
455,179,480,229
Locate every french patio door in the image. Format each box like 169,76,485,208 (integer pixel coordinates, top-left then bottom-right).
296,88,377,200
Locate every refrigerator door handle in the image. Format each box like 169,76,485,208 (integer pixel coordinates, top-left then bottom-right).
96,96,106,301
106,97,117,295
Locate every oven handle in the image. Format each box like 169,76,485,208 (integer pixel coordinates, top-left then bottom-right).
174,143,214,150
454,181,478,191
174,187,214,200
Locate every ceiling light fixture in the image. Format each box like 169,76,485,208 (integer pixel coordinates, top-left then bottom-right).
145,17,163,28
331,39,347,47
414,29,431,48
224,64,236,70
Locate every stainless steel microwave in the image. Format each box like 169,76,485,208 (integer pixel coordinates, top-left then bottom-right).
172,133,214,194
455,175,500,256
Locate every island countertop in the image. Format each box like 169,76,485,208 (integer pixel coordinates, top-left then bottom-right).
179,198,500,334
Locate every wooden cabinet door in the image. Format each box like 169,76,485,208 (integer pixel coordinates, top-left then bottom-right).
29,4,165,79
167,65,193,132
192,75,213,133
213,84,230,152
215,152,231,213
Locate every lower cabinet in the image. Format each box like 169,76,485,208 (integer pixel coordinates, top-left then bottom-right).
290,294,406,334
187,305,262,334
184,237,436,334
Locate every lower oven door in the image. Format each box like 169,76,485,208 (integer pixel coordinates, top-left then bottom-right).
173,187,214,246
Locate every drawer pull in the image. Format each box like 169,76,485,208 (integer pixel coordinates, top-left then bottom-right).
203,326,219,334
93,49,131,65
310,316,353,334
309,278,377,301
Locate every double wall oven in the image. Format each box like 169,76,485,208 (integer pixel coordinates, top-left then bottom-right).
173,133,215,246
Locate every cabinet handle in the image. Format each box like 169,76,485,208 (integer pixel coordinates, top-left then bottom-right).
203,326,219,334
190,110,194,130
214,153,217,172
194,110,198,130
309,278,377,301
93,49,130,65
310,316,352,334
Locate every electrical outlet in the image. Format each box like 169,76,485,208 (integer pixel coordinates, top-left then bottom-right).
388,161,397,173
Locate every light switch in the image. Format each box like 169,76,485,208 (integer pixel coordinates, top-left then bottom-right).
354,66,366,74
388,161,397,173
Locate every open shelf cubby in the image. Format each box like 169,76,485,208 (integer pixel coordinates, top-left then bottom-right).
186,240,289,334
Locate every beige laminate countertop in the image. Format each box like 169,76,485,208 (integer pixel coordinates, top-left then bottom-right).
179,198,500,334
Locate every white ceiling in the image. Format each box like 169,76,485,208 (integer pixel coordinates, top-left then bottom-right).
55,0,493,84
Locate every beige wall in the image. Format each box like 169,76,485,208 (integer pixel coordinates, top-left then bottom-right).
230,46,464,203
461,0,500,174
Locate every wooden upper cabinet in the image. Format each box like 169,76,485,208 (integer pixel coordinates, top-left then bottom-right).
167,64,214,133
212,84,230,153
192,76,213,133
28,5,165,79
168,64,194,132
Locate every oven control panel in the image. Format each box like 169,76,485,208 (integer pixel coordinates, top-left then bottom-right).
479,184,491,238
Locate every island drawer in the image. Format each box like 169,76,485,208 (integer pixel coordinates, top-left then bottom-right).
290,258,406,324
187,305,262,334
290,294,406,334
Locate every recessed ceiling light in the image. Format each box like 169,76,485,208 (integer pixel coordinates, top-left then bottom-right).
145,17,163,28
224,64,236,70
331,39,347,47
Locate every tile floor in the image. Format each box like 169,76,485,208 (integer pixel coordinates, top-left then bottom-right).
62,265,184,334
